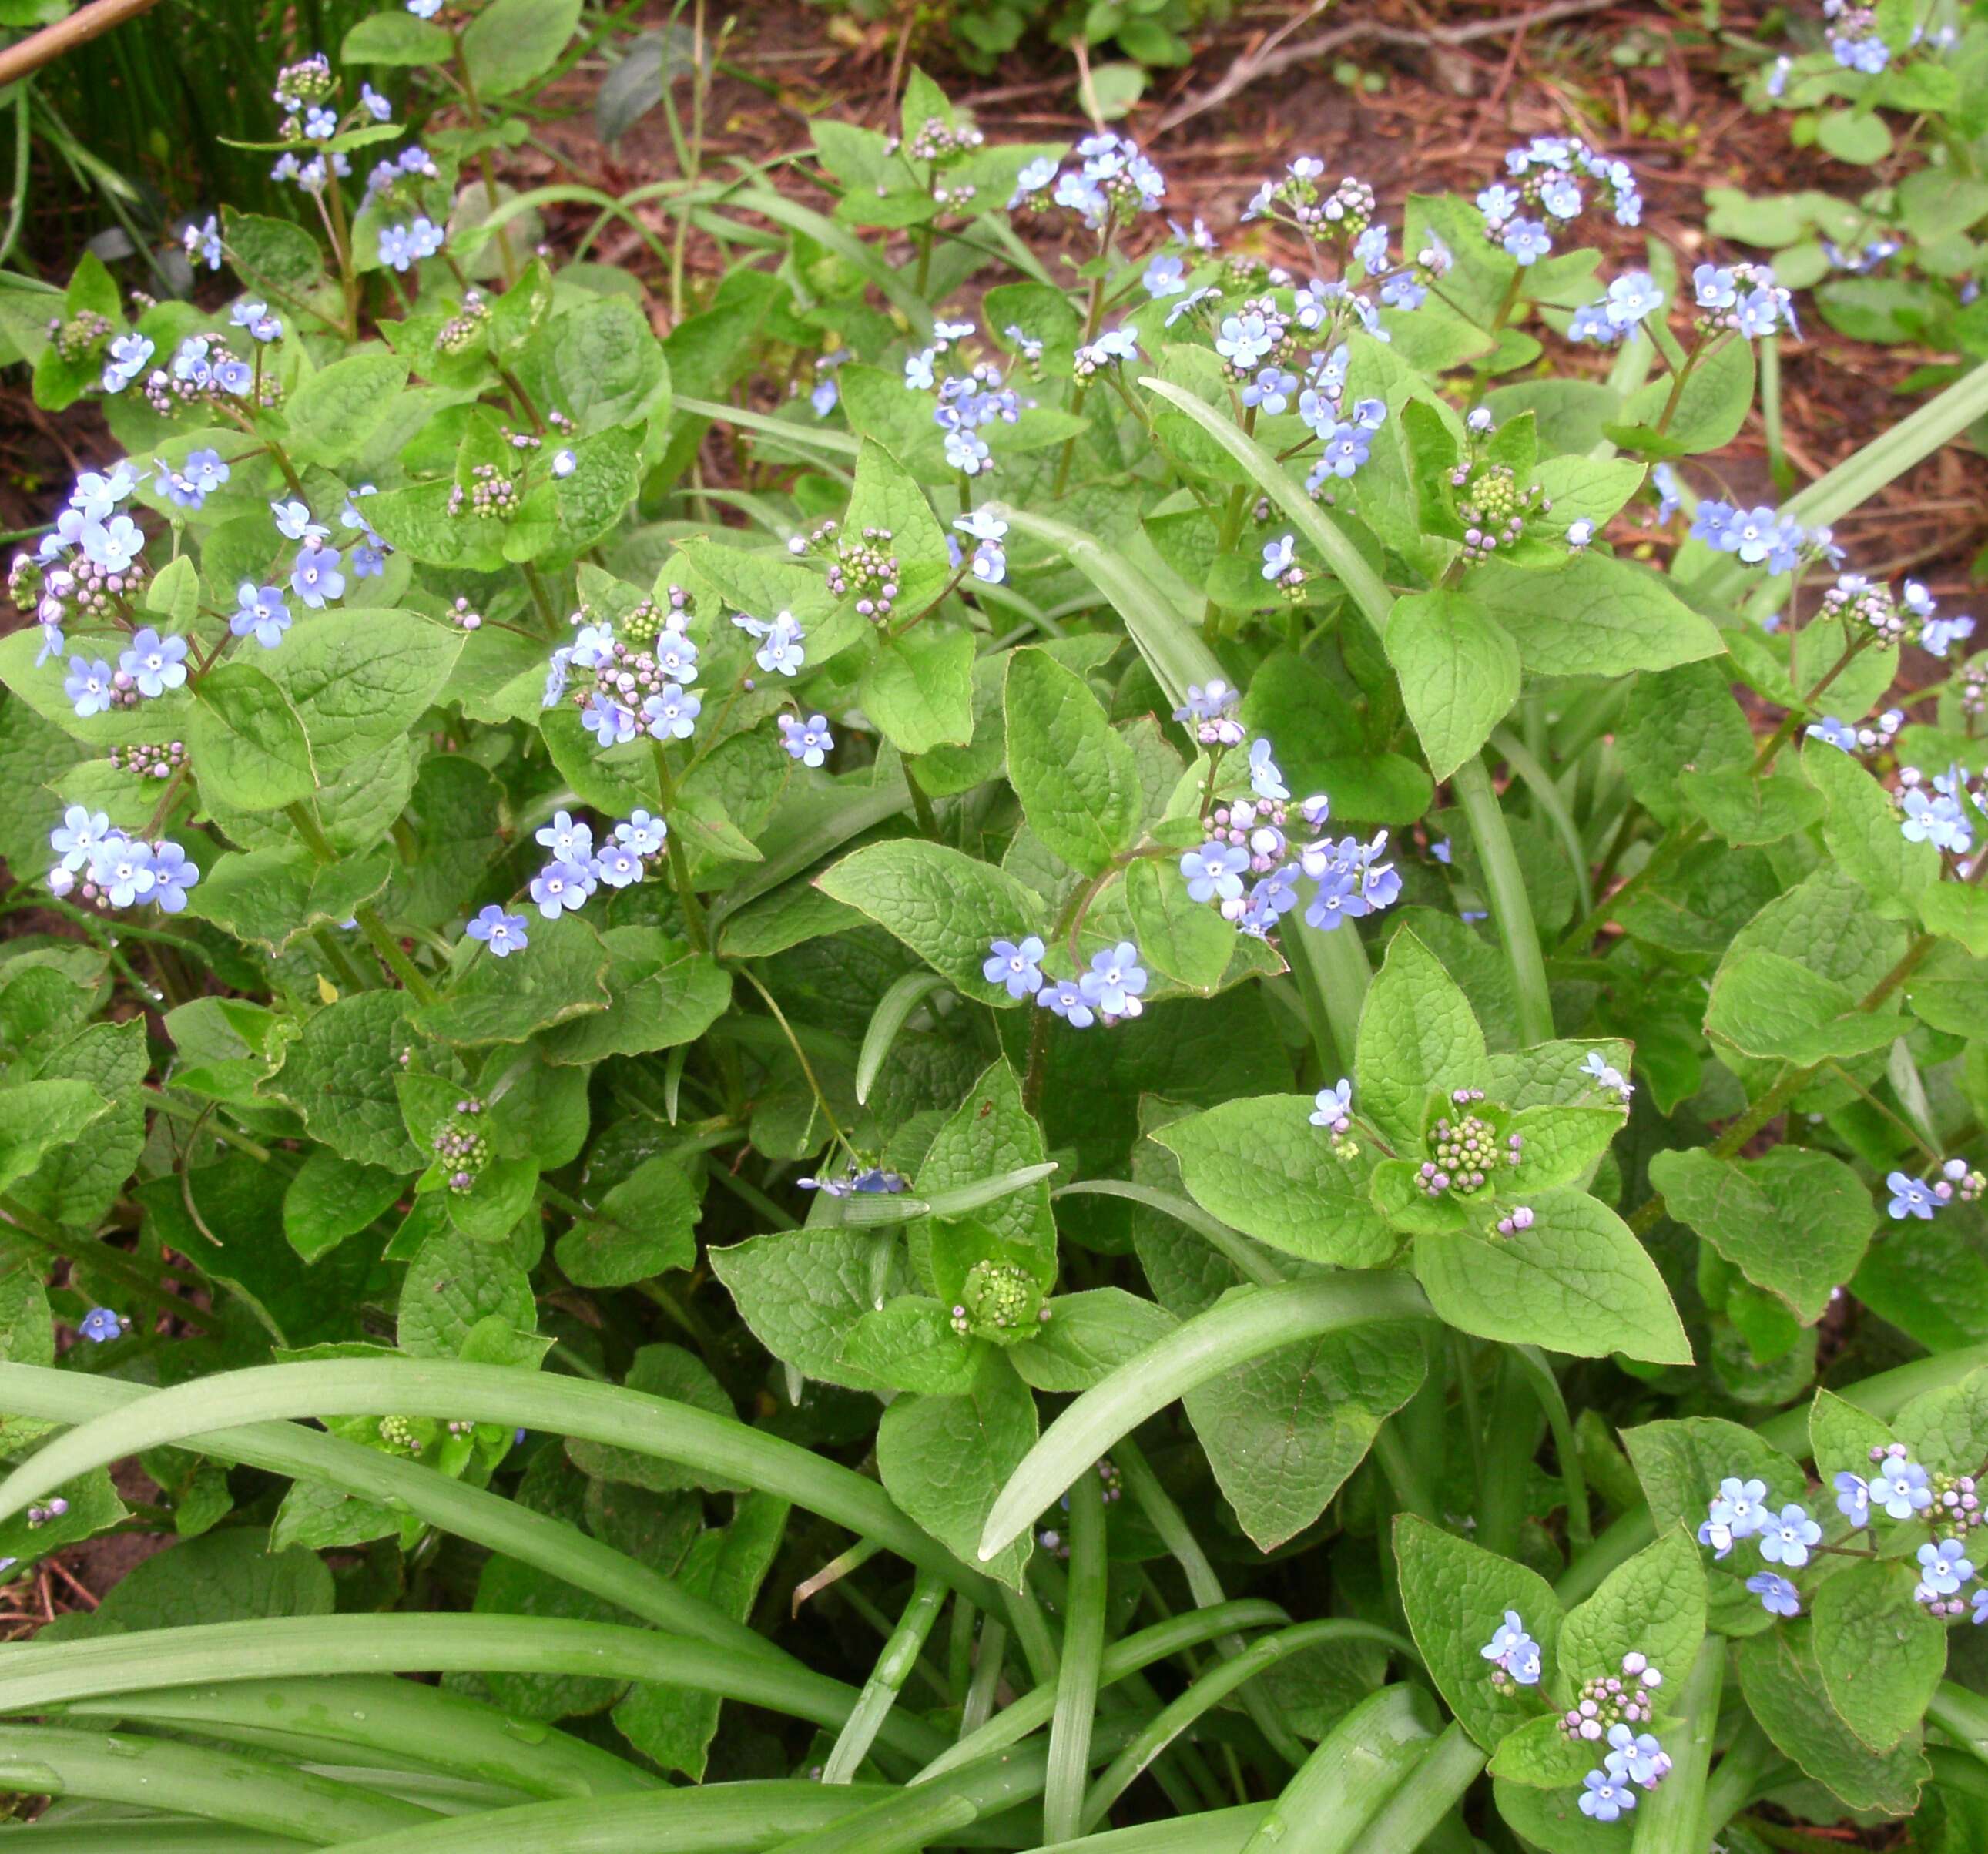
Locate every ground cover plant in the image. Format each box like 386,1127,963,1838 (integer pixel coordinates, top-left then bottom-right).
8,2,1988,1849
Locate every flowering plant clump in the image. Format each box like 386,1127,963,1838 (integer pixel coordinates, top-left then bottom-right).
5,7,1988,1848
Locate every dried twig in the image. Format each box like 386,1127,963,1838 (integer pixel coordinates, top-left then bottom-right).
1152,0,1621,137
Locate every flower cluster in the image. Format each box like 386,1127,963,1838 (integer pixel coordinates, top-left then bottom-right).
1418,1088,1523,1198
1453,457,1551,566
948,1259,1050,1339
1884,1156,1986,1220
1480,1609,1542,1688
1825,0,1890,73
1567,271,1664,345
1691,261,1799,340
48,806,200,913
521,808,668,926
902,321,1032,474
542,593,703,750
1688,501,1841,578
1009,132,1165,230
432,1096,488,1192
793,519,901,625
1892,763,1984,857
984,936,1149,1028
1476,135,1642,267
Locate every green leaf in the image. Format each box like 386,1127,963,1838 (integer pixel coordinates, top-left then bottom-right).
1805,738,1938,920
1123,856,1235,994
538,932,729,1065
1735,1624,1928,1815
709,1224,900,1393
1487,1712,1598,1787
1895,1366,1988,1476
1678,768,1825,846
1154,1094,1396,1268
1384,589,1520,782
565,1346,739,1494
1471,553,1725,678
1413,1186,1692,1365
342,12,454,62
555,1158,699,1289
816,840,1048,1000
1355,927,1488,1151
860,625,976,756
1394,1512,1563,1750
1705,948,1908,1063
877,1349,1038,1590
186,662,317,811
1558,1526,1705,1697
1916,883,1988,957
415,914,612,1046
285,350,408,467
1182,1319,1424,1549
0,1079,112,1196
221,206,325,296
1648,1146,1878,1323
839,1298,984,1395
183,846,392,955
914,1059,1057,1277
260,609,463,774
1812,1558,1945,1752
263,991,419,1171
397,1222,536,1358
1618,334,1755,454
10,1020,146,1232
1003,647,1142,876
462,0,582,95
846,438,949,610
1008,1289,1178,1392
1505,1104,1623,1191
283,1148,404,1263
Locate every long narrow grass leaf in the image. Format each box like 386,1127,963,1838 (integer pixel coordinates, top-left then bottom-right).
1239,1685,1437,1854
977,1274,1435,1563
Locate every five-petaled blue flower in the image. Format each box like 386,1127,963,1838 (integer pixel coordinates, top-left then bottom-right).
1870,1457,1933,1519
1578,1770,1634,1822
1079,942,1147,1018
1747,1572,1800,1618
1181,840,1249,905
1037,976,1095,1028
232,582,292,649
1311,1079,1353,1131
467,906,528,957
984,935,1046,1000
78,1307,124,1343
1757,1504,1821,1567
1887,1171,1937,1219
1917,1537,1974,1596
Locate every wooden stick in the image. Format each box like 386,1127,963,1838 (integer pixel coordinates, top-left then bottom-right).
0,0,163,89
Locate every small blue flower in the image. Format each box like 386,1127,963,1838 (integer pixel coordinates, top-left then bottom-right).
1080,941,1147,1018
273,498,327,542
1605,1724,1671,1788
614,811,666,857
89,836,156,908
467,905,528,956
1479,1609,1541,1685
984,935,1046,1000
779,712,833,766
1249,737,1289,801
78,1307,124,1343
529,860,592,919
1835,1471,1872,1528
1142,253,1187,297
595,843,644,888
1973,1587,1988,1627
290,543,344,609
1917,1537,1973,1596
1261,534,1296,582
149,840,199,912
1502,220,1551,265
65,657,116,719
1180,840,1249,905
1748,1571,1801,1618
1758,1503,1821,1568
643,684,701,742
582,692,639,746
1652,461,1681,523
1311,1079,1353,1130
360,83,392,122
231,582,292,649
51,806,112,872
1037,976,1095,1028
1765,54,1791,98
1871,1457,1933,1518
119,628,188,699
1806,717,1858,752
1888,1171,1938,1220
1579,1770,1635,1822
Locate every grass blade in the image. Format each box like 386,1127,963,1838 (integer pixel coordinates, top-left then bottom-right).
0,1721,439,1842
324,1780,887,1853
0,1615,948,1764
820,1568,947,1785
855,971,949,1105
1043,1466,1107,1840
1339,1721,1486,1854
61,1674,652,1801
0,1360,1001,1608
0,1366,794,1665
977,1274,1434,1564
1239,1685,1437,1854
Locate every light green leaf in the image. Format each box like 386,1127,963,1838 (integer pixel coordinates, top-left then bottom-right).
1812,1558,1945,1753
1355,927,1488,1151
462,0,582,96
555,1158,699,1289
260,609,463,774
1805,738,1936,920
0,1079,112,1195
1413,1186,1691,1365
414,914,612,1046
1472,553,1724,677
1557,1526,1705,1698
538,932,729,1064
187,662,317,812
1384,588,1520,782
283,1148,404,1263
263,991,419,1171
1003,647,1142,876
860,625,976,756
1705,948,1907,1063
285,350,407,467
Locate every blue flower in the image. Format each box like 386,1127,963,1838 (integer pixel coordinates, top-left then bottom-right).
1870,1457,1933,1518
1652,461,1681,523
272,498,327,541
1079,941,1147,1018
1917,1537,1974,1596
1311,420,1375,481
1765,54,1791,97
119,628,188,699
1502,220,1551,265
1835,1471,1872,1528
51,806,112,873
1888,1171,1938,1219
78,1307,124,1343
1806,716,1857,752
360,82,393,122
1757,1503,1821,1567
1974,1587,1988,1627
232,582,292,649
290,542,344,609
643,684,701,741
82,515,143,573
1037,976,1095,1028
984,935,1047,999
1605,1723,1671,1787
1261,534,1296,582
779,712,833,766
595,843,644,888
88,836,156,908
536,810,594,863
64,657,115,719
1311,1079,1353,1130
148,840,199,912
582,693,638,746
1714,1476,1770,1537
467,905,528,956
1248,739,1289,801
1479,1609,1541,1685
1165,287,1219,327
1142,253,1187,297
614,810,667,857
1581,1050,1633,1101
529,860,593,919
1578,1770,1635,1822
1181,840,1249,905
1353,224,1390,276
1214,313,1275,370
1747,1571,1801,1618
183,213,221,270
1606,270,1663,328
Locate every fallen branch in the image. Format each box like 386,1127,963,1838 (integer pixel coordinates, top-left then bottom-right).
0,0,161,87
1152,0,1621,137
